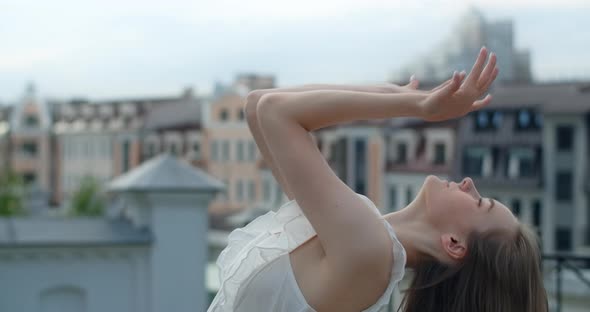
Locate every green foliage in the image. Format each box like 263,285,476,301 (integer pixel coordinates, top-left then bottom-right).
0,168,26,217
69,175,105,217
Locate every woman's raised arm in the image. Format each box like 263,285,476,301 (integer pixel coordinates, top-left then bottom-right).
252,47,498,270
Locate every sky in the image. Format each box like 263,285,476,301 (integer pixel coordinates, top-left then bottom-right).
0,0,589,102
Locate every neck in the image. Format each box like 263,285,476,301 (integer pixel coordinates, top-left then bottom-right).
382,197,442,268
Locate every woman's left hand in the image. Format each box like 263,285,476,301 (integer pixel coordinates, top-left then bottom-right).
417,47,499,122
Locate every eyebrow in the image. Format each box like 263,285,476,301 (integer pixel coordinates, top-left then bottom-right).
488,198,495,212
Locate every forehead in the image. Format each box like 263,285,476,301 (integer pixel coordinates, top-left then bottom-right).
491,200,519,232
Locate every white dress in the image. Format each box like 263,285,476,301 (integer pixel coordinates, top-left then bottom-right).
207,192,407,312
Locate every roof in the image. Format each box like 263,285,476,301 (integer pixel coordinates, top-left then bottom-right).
0,218,151,247
488,82,590,113
144,98,202,130
108,154,225,193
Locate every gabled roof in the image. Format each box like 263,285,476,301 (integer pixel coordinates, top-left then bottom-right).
108,154,225,193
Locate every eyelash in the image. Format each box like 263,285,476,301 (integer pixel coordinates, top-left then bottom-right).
478,197,483,207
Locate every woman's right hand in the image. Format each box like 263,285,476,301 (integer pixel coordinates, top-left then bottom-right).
417,47,498,122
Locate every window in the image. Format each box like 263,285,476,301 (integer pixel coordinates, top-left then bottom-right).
211,140,219,161
146,143,155,158
515,109,540,131
354,139,367,194
170,144,179,155
21,142,37,157
389,186,398,212
248,141,256,161
23,172,36,185
474,111,501,131
237,140,245,161
511,199,521,217
534,113,543,128
463,147,486,176
518,154,535,178
532,200,542,228
555,171,573,201
24,115,39,128
237,179,244,201
396,143,407,164
556,126,574,151
476,111,489,128
220,178,229,200
507,148,536,178
492,111,503,128
406,186,413,205
222,140,230,162
248,180,256,201
192,142,200,158
555,227,572,251
220,109,229,121
433,143,446,165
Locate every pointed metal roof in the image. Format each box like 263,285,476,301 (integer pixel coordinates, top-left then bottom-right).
107,154,225,193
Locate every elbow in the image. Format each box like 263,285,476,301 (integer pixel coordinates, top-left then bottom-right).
244,90,264,121
256,93,286,119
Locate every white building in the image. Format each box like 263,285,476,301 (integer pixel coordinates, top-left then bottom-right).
0,155,224,312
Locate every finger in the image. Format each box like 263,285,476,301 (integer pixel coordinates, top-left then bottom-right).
470,94,493,112
431,78,452,92
465,47,488,86
405,75,420,89
459,70,467,82
476,52,496,89
481,67,499,92
431,70,463,93
434,71,461,98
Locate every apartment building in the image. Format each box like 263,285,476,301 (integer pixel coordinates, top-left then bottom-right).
385,118,457,212
454,82,590,255
205,74,275,217
0,85,53,211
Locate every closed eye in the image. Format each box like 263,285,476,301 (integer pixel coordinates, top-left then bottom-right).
477,197,495,212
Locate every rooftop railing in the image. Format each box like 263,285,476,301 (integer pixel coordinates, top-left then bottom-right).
543,253,590,312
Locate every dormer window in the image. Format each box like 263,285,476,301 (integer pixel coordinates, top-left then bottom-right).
474,110,500,131
515,109,540,131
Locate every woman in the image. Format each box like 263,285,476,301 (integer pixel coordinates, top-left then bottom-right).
208,47,548,312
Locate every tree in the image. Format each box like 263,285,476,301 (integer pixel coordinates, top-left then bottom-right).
69,175,105,217
0,168,26,216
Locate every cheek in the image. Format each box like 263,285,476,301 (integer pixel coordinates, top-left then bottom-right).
426,190,476,231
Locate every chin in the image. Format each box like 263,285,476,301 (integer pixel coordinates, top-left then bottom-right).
421,175,446,212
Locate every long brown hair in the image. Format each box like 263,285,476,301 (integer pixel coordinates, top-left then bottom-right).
399,223,548,312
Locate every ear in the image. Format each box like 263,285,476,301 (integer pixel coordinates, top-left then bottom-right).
441,233,467,261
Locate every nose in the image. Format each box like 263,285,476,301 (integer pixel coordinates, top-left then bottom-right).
460,177,481,199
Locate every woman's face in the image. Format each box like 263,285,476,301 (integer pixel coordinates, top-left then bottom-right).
419,175,518,237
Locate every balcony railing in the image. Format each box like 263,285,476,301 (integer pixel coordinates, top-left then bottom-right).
543,253,590,312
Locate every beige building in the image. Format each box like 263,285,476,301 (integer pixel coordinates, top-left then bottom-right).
205,74,275,217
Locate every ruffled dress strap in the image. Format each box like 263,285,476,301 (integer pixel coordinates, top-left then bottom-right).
362,203,407,311
208,196,317,311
